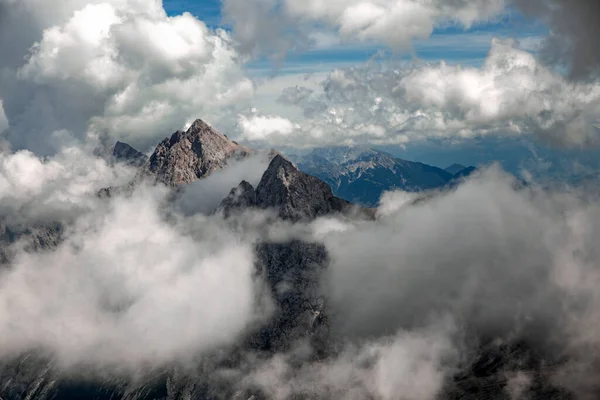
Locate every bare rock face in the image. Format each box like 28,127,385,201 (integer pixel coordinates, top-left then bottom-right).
0,219,63,265
255,155,351,221
251,240,330,356
218,180,257,218
219,155,353,222
140,119,251,186
217,156,354,356
112,141,147,167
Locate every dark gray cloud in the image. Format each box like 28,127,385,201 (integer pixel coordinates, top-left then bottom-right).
514,0,600,80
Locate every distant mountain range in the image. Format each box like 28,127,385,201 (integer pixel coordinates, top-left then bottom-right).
105,125,477,208
290,147,476,206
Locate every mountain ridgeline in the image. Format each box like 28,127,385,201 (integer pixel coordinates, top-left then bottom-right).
107,122,476,207
291,147,476,206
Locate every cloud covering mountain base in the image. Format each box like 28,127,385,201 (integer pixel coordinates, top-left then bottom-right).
1,144,600,399
1,0,600,398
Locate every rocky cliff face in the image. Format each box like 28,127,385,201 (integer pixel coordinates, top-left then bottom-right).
98,119,252,197
219,155,355,221
112,141,148,167
0,219,63,265
217,155,363,359
140,119,251,186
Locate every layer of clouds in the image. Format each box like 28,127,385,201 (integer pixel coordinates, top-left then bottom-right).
0,146,135,224
1,147,600,397
0,0,253,156
223,0,600,83
2,0,600,155
241,320,458,399
243,39,600,148
514,0,600,80
223,0,506,58
0,182,265,371
174,153,271,215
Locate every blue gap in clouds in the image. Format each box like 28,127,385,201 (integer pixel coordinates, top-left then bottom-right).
163,0,222,28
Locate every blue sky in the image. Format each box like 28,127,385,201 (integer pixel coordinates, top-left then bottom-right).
163,0,223,27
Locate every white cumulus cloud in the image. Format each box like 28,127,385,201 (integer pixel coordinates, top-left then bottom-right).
254,39,600,148
238,114,298,141
0,0,253,155
224,0,506,57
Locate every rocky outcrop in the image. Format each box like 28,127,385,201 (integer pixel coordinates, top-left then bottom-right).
0,220,63,265
255,155,352,221
112,141,147,167
217,155,354,357
140,119,251,186
250,240,330,357
218,180,257,219
218,155,355,222
98,119,252,197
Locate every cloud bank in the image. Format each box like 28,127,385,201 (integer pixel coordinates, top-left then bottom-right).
0,0,252,156
0,181,264,371
223,0,506,57
2,0,600,154
245,39,600,148
0,146,600,398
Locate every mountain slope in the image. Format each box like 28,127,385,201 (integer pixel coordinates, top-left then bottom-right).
112,141,148,167
140,119,252,186
293,147,455,206
445,163,468,175
219,154,360,222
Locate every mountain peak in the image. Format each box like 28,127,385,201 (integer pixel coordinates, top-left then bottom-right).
217,180,257,218
265,154,297,175
189,118,210,129
112,141,147,167
445,163,468,175
221,154,352,221
140,119,251,186
186,118,231,141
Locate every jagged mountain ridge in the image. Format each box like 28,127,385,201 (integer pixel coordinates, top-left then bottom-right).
109,130,475,207
113,141,148,167
219,155,362,222
139,119,252,186
291,146,473,206
445,163,468,175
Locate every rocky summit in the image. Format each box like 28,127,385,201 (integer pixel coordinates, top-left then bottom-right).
112,141,148,167
219,154,356,222
140,119,251,186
